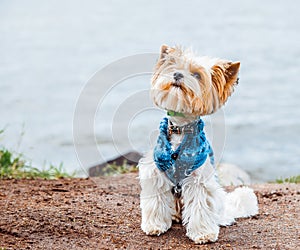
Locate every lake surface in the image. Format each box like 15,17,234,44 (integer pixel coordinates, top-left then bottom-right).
1,0,299,182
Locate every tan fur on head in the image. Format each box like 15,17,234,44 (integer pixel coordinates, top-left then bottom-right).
151,45,240,116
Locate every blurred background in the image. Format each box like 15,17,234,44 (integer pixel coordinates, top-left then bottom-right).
0,0,299,182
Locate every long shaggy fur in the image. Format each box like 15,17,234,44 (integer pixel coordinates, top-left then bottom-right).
151,45,240,116
139,45,258,244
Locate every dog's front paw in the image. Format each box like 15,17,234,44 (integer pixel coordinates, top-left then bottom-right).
186,231,218,244
141,221,171,236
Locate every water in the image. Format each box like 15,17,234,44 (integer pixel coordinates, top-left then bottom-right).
0,0,299,182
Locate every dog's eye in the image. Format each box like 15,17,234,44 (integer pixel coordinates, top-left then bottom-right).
192,72,201,80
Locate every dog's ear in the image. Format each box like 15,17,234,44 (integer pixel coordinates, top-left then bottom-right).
211,61,240,104
224,61,240,86
159,44,170,60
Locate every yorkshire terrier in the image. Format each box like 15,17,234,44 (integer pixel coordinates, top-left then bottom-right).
138,45,258,244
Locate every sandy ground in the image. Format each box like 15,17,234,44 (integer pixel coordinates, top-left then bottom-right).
0,173,299,249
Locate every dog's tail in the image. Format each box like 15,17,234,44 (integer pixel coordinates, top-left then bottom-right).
220,187,258,226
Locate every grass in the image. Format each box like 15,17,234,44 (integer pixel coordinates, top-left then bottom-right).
0,148,74,179
103,161,138,176
275,175,300,184
0,128,74,179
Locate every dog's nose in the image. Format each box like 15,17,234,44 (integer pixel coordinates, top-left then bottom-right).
173,72,184,81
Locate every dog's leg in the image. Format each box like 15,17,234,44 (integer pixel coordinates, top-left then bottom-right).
139,152,174,236
182,168,224,244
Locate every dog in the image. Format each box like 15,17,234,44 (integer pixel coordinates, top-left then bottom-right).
138,45,258,244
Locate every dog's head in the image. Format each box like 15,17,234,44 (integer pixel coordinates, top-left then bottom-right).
151,45,240,116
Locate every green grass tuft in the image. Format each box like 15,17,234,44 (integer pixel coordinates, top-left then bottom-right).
0,148,74,179
275,175,300,184
0,128,74,179
103,161,138,176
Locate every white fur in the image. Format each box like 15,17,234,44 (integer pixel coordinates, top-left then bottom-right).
139,45,258,244
139,151,175,235
139,137,258,244
222,186,258,221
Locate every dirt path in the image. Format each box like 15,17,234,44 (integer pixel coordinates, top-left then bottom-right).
0,173,299,249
